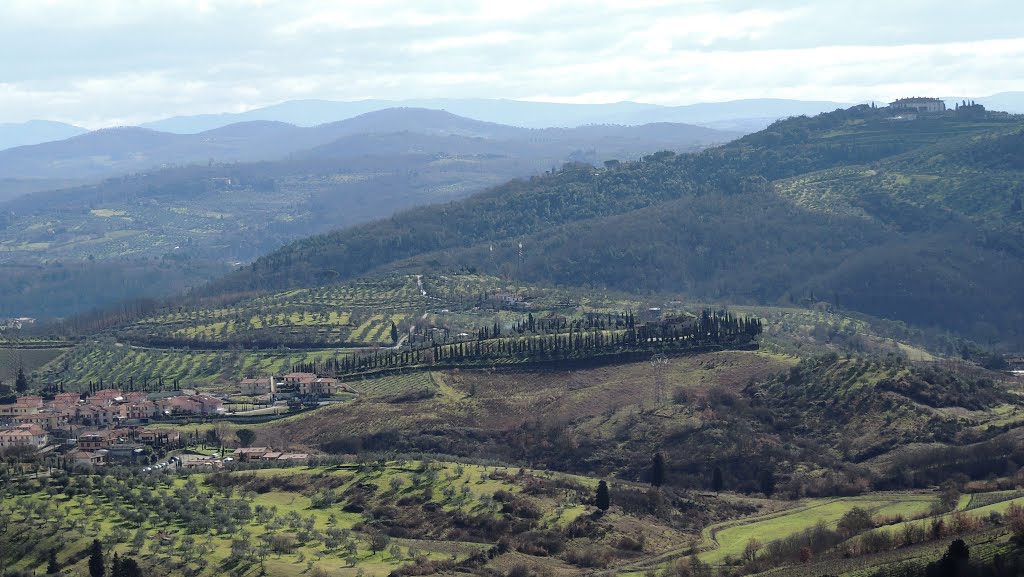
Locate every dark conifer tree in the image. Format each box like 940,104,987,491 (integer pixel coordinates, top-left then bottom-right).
759,469,776,497
712,466,724,493
47,549,59,575
15,367,28,393
651,452,665,487
88,539,105,577
596,480,610,511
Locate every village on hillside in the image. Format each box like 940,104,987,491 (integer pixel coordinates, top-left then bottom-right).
0,371,344,467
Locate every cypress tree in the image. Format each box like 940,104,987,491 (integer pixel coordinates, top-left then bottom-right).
46,549,59,575
712,466,724,493
121,558,142,577
15,367,28,393
595,480,610,511
88,539,105,577
759,469,776,497
651,452,665,487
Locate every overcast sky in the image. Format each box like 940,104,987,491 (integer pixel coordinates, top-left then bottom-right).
2,0,1022,128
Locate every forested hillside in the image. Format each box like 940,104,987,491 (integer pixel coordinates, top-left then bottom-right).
203,106,1024,346
0,112,736,319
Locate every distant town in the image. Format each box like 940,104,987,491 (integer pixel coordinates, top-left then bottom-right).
0,371,342,467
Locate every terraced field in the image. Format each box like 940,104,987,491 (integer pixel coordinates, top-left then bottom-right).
119,275,426,347
38,341,354,389
348,371,438,399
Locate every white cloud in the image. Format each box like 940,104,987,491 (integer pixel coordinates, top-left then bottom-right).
0,0,1022,126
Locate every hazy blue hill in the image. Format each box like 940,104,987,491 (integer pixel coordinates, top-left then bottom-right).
945,91,1024,114
0,108,739,181
0,109,744,319
140,99,395,133
0,127,189,178
308,107,528,139
0,119,88,151
139,97,850,133
198,119,302,138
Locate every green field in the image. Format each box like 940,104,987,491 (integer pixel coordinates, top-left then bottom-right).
698,493,939,564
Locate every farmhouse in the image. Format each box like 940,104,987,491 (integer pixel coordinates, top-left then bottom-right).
136,427,181,447
69,450,106,467
232,447,309,462
0,424,48,449
0,395,44,421
179,453,223,469
889,97,946,113
14,411,66,430
234,447,272,461
107,443,147,463
157,394,225,415
298,377,346,396
89,389,124,405
51,392,83,410
78,430,120,451
283,372,318,387
240,376,276,396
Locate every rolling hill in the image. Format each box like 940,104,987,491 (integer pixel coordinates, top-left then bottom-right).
201,105,1024,346
139,97,851,133
0,119,87,151
0,111,739,319
0,108,739,181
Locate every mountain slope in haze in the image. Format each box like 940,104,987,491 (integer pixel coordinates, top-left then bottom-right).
0,119,88,151
205,105,1024,346
945,91,1024,114
0,113,741,319
141,97,851,133
0,108,738,181
0,117,737,263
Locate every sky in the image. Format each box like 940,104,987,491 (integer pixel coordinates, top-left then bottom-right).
1,0,1023,128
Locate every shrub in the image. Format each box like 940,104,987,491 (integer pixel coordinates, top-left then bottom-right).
564,545,613,568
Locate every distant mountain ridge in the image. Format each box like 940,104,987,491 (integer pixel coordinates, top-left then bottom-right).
0,108,739,180
0,108,740,267
140,97,853,134
0,119,87,151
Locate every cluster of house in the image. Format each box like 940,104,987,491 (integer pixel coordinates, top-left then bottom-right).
66,426,183,467
0,390,225,431
0,389,227,453
168,446,309,470
239,373,348,397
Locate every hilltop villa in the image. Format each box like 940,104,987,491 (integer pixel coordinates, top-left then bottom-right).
889,97,946,113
